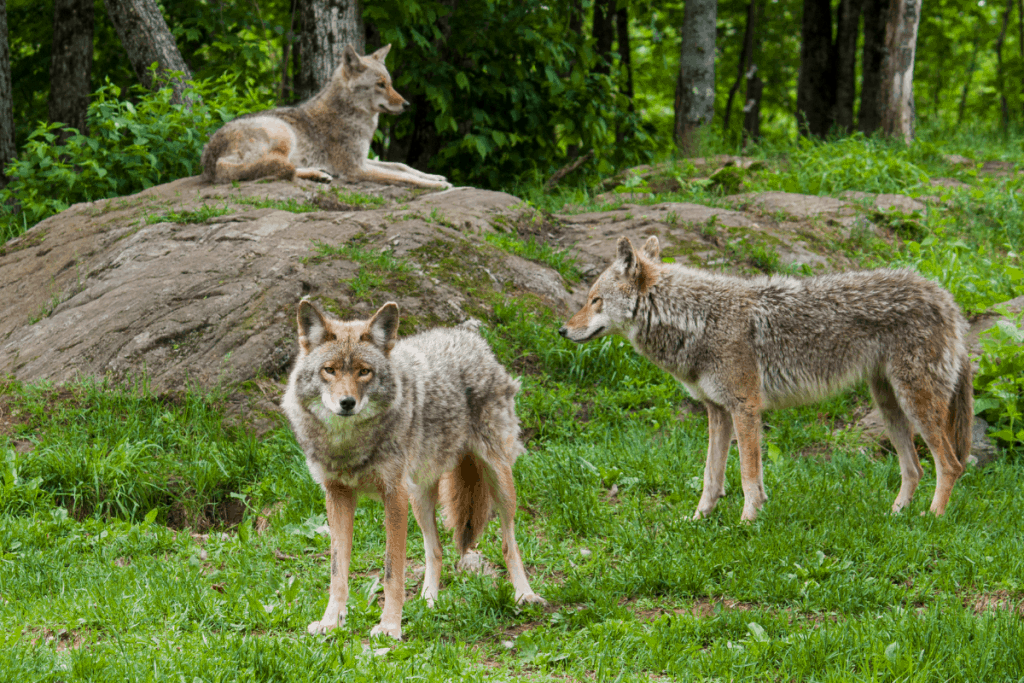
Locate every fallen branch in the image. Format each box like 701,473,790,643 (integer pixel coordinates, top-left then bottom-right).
544,150,594,192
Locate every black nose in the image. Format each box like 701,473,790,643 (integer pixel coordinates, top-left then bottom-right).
339,397,356,411
558,326,568,338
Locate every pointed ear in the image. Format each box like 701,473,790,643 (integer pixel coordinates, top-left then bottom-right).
614,236,639,279
341,44,366,76
641,235,660,261
297,300,335,352
364,302,400,352
369,44,392,62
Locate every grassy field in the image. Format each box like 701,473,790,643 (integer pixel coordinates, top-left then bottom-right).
2,136,1024,681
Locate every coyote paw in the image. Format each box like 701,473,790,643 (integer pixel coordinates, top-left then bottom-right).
516,592,547,606
369,622,402,640
421,587,438,608
296,168,334,183
307,619,338,635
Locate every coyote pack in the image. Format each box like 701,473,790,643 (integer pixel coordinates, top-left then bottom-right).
282,301,544,640
201,44,450,189
561,236,973,522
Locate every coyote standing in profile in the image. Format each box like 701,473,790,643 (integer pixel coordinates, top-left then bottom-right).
282,301,544,640
560,236,973,522
201,44,451,188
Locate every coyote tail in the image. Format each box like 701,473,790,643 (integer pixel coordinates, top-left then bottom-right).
949,357,974,465
440,452,492,555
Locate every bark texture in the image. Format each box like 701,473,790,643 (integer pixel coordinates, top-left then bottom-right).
103,0,193,103
796,0,836,137
0,0,14,191
616,5,633,107
49,0,94,140
297,0,364,100
858,0,888,133
879,0,921,142
592,0,615,76
834,0,863,131
674,0,717,155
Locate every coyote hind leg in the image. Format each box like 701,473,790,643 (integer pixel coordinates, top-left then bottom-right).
890,375,964,516
480,453,545,605
869,375,923,513
215,153,296,183
693,401,733,520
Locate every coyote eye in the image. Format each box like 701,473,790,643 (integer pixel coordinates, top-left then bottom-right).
322,366,335,376
591,297,602,306
358,368,372,377
377,81,386,89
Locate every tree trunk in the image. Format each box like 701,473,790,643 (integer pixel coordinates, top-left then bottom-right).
592,0,615,76
674,0,717,155
103,0,194,104
0,0,14,191
616,4,633,109
49,0,94,141
957,25,981,125
796,0,836,137
833,0,863,132
858,0,887,133
878,0,921,142
742,0,764,148
724,0,756,133
996,0,1013,132
297,0,364,100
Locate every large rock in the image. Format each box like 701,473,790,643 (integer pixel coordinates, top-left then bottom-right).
0,178,575,392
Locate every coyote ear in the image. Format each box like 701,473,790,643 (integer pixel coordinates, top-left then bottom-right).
641,235,661,261
341,44,366,76
297,300,335,352
364,302,400,352
369,44,392,62
614,236,638,279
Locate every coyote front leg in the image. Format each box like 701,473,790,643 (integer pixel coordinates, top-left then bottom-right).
732,406,767,522
694,401,733,519
308,483,355,634
371,484,409,639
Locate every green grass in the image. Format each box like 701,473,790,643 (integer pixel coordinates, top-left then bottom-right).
234,196,320,213
484,232,582,283
310,239,414,298
3,289,1023,681
145,203,232,225
4,133,1024,680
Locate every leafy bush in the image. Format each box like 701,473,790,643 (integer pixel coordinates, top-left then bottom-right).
367,0,654,188
0,73,274,241
973,310,1024,453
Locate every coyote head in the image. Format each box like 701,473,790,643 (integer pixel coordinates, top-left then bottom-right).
336,43,408,115
559,236,661,343
293,300,399,418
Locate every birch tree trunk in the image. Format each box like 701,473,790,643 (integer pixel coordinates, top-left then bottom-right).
878,0,921,142
0,0,14,191
674,0,717,155
49,0,94,140
103,0,193,104
297,0,364,100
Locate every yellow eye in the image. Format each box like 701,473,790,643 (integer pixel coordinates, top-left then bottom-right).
377,81,386,89
358,368,372,377
592,297,602,305
323,366,335,376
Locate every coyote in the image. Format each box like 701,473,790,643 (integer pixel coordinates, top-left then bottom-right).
201,44,451,189
560,236,973,522
282,301,544,640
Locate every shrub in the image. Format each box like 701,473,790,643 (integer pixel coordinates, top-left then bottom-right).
0,72,274,241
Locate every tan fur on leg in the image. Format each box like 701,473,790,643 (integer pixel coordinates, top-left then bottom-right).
371,484,408,639
308,483,355,635
694,401,733,520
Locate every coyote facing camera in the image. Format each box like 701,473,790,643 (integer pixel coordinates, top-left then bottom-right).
201,44,451,189
282,301,544,640
561,236,973,522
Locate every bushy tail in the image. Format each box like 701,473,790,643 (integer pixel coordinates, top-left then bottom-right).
948,357,974,465
440,452,492,555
